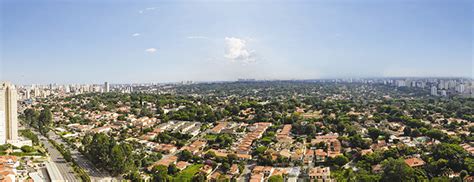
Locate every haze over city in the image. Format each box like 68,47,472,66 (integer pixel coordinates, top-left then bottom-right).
1,0,472,84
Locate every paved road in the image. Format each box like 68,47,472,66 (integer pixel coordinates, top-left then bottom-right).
38,133,79,182
238,164,253,182
48,131,114,181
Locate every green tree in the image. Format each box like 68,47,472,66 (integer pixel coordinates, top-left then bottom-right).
432,143,468,172
110,144,135,175
21,145,35,153
403,126,411,136
178,150,193,161
329,155,349,167
38,108,53,134
268,175,284,182
426,129,446,141
168,164,179,175
192,172,207,182
368,127,382,141
24,108,39,127
221,162,231,173
381,158,416,182
152,165,170,182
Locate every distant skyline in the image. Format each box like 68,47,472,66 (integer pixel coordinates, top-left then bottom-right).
1,0,472,84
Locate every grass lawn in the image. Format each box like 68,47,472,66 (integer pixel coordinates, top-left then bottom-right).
173,164,203,182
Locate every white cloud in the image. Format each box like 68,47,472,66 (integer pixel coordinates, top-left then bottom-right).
139,7,158,14
224,37,256,64
187,36,208,39
145,48,157,53
132,33,141,37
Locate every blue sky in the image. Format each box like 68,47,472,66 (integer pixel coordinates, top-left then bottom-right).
1,0,472,84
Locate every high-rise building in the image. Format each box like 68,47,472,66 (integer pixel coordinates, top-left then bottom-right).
431,86,438,96
456,84,465,93
440,90,447,97
104,82,110,92
395,80,406,87
27,89,32,99
0,82,18,144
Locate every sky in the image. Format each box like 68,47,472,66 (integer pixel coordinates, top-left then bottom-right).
0,0,472,84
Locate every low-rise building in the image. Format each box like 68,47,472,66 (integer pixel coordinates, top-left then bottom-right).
308,167,331,182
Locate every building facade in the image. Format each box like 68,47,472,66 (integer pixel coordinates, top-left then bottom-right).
104,82,110,92
0,82,18,144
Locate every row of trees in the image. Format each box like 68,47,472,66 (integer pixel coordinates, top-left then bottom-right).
81,133,138,176
23,108,52,135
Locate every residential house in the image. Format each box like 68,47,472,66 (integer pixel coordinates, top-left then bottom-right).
308,167,331,182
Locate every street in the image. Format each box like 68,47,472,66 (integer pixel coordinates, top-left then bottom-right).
47,131,115,181
37,133,79,182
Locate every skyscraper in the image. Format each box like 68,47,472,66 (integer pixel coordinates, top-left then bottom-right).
431,86,438,96
0,82,18,144
104,82,110,92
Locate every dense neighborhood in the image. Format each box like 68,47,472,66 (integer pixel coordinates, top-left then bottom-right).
4,79,471,181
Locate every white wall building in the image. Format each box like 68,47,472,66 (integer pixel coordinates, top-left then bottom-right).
0,82,18,144
431,86,438,96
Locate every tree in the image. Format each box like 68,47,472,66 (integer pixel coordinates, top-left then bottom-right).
87,133,111,167
82,132,136,176
204,151,216,159
21,145,35,153
152,165,170,182
178,150,193,161
24,109,39,127
221,162,231,173
254,146,267,155
139,107,153,118
460,170,468,181
368,127,382,141
117,115,127,121
381,158,416,182
403,126,411,136
168,164,179,175
192,172,207,182
425,129,446,141
227,154,238,164
63,149,72,162
349,134,370,149
110,145,126,175
432,143,468,172
126,170,141,181
215,134,233,148
411,129,421,137
20,129,39,145
354,169,381,181
329,155,349,167
268,175,284,182
38,108,53,134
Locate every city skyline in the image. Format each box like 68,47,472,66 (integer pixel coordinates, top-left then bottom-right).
1,0,472,84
